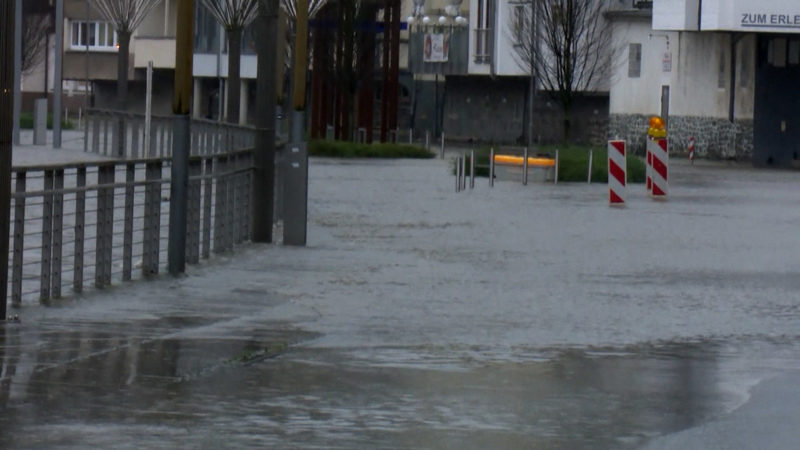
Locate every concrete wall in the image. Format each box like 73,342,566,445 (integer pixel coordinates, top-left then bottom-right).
442,76,609,145
443,76,527,143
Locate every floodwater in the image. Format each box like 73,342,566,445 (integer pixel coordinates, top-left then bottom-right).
2,156,800,448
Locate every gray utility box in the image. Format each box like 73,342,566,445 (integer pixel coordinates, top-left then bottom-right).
283,143,308,246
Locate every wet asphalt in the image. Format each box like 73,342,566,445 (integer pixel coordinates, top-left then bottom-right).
2,155,800,448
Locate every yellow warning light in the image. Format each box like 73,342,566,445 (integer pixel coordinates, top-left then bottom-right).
648,116,666,137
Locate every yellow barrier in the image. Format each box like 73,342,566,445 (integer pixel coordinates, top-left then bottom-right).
493,154,555,167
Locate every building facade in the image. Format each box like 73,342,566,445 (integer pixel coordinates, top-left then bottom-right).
409,0,629,145
609,0,800,166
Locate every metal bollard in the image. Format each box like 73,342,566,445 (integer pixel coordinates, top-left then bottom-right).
409,128,413,144
461,152,467,191
455,156,461,192
523,147,529,186
470,150,475,189
426,131,430,150
440,133,445,159
489,148,495,187
587,149,593,184
554,149,559,184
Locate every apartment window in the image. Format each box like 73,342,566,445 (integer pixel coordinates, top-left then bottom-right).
474,0,494,63
767,38,787,68
789,40,800,65
628,43,641,78
71,20,118,51
512,4,525,44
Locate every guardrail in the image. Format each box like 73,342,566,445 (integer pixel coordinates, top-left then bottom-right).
83,108,256,158
6,150,254,305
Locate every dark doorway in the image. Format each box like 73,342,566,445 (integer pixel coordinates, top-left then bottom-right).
754,35,800,167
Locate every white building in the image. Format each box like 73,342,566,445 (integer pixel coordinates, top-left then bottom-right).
608,0,800,166
410,0,628,144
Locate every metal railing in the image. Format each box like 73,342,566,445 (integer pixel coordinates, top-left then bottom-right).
6,150,254,305
83,109,256,158
474,28,492,64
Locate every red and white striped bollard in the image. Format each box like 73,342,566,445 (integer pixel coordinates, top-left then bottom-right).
688,136,695,164
608,140,626,206
651,138,668,198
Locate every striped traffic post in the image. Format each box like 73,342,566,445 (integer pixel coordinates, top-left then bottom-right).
688,136,695,164
651,138,668,197
608,140,626,206
646,137,653,194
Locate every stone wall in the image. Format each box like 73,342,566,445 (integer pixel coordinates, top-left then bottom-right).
609,114,754,160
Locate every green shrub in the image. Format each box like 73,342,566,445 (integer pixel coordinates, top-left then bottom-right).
309,139,434,159
548,146,645,183
19,112,75,130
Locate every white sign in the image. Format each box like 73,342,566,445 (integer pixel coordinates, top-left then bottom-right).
423,33,449,62
700,0,800,33
662,52,672,72
654,0,800,33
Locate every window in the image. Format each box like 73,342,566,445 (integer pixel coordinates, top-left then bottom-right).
70,20,118,51
512,4,526,44
789,40,800,65
628,43,641,78
474,0,493,63
768,38,787,67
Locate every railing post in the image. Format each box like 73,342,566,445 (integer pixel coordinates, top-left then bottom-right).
523,147,529,186
489,148,495,187
143,161,162,276
186,158,202,264
95,164,113,288
51,169,64,298
84,110,90,152
470,149,475,189
92,114,100,153
243,151,253,240
231,154,241,246
40,169,54,300
214,155,227,253
150,121,158,157
73,166,86,293
455,155,461,193
226,154,236,249
131,120,140,159
122,162,135,281
202,157,213,259
12,171,26,306
102,116,110,156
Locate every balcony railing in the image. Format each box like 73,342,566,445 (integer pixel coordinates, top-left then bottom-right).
474,28,492,64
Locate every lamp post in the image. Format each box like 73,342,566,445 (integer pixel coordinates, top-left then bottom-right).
168,0,194,274
1,0,17,320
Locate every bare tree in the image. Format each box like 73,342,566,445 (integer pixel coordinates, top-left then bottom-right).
21,8,53,75
200,0,259,124
512,0,612,143
90,0,162,109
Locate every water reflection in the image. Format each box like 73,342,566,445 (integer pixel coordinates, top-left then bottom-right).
0,328,759,448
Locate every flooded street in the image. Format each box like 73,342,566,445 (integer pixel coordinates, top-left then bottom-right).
2,156,800,448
